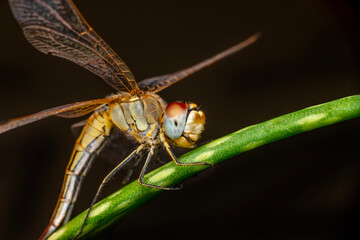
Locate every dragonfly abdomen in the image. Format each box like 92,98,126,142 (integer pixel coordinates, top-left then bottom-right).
40,111,113,240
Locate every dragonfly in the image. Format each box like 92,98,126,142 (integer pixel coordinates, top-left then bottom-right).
3,0,259,239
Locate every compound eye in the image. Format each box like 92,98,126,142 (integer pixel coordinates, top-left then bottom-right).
163,102,188,139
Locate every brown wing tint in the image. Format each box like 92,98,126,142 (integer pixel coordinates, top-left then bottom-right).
0,98,113,134
9,0,139,93
138,33,260,93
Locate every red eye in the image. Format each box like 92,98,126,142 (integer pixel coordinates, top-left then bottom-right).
164,102,187,118
164,102,188,139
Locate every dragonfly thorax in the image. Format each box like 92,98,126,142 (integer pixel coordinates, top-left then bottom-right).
108,93,206,148
109,93,165,142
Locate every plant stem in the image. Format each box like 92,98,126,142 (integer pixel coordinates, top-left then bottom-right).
49,95,360,239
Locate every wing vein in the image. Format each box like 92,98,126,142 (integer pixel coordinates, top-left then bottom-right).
10,0,139,93
35,0,73,30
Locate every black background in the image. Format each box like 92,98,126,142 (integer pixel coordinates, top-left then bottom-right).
0,0,359,239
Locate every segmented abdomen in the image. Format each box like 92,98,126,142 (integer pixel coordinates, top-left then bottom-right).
40,110,113,239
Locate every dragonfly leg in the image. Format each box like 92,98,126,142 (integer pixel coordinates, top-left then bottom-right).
121,153,145,185
164,142,213,167
138,145,182,190
73,146,143,240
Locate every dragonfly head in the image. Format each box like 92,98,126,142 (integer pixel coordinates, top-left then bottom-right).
162,102,205,148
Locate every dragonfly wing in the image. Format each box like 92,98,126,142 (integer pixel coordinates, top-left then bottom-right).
0,98,113,134
138,33,260,93
9,0,139,93
138,74,172,93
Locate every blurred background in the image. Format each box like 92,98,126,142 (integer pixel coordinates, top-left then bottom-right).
0,0,359,239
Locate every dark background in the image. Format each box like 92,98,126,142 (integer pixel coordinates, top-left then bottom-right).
0,0,359,239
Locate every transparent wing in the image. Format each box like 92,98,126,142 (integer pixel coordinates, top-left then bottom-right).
0,98,113,134
9,0,139,93
138,33,260,93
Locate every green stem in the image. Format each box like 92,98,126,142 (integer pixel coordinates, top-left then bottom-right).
49,95,360,239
